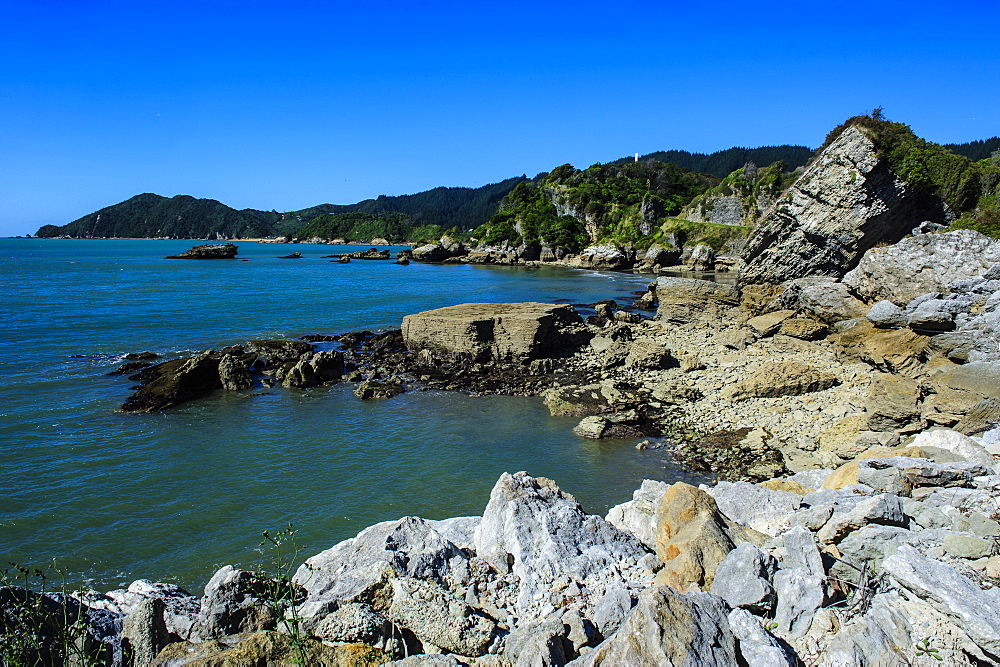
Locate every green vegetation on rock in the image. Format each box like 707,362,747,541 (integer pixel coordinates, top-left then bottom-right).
684,160,800,226
476,161,717,252
653,218,755,252
818,113,1000,235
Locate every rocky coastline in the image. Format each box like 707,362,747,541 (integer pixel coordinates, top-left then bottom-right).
13,226,999,665
6,118,1000,665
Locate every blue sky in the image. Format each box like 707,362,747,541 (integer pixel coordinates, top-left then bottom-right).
2,0,998,236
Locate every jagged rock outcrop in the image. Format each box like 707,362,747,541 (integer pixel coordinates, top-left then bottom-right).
411,237,469,262
401,302,590,368
165,243,238,259
844,229,1000,304
293,516,468,617
473,471,654,620
682,194,746,226
683,243,716,271
740,126,952,284
280,350,344,388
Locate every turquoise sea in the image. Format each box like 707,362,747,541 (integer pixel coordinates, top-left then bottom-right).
0,239,706,591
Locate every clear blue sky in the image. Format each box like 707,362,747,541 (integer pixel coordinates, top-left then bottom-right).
2,0,998,236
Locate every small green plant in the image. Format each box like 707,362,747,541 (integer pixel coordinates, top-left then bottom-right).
763,620,779,631
0,560,108,666
914,637,943,661
258,524,312,666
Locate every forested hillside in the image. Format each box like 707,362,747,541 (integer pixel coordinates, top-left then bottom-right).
942,137,1000,162
36,178,527,240
613,146,814,178
285,177,527,232
291,211,461,244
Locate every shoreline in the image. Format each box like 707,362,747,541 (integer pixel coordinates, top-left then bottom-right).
5,232,1000,665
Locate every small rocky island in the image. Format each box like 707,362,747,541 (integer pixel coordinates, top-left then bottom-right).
165,243,238,259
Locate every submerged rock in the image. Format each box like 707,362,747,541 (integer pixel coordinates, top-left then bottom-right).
120,352,223,412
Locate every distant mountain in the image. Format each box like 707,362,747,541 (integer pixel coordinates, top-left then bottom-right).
35,194,282,239
611,146,816,178
35,178,529,240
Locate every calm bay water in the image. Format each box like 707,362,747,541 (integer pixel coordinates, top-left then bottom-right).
0,239,706,591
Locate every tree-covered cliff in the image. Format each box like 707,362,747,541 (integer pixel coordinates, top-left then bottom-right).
681,160,801,227
475,161,718,253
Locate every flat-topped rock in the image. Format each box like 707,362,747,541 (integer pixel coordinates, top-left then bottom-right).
401,302,588,366
166,243,238,259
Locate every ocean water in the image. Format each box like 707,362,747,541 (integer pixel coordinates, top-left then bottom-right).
0,239,707,592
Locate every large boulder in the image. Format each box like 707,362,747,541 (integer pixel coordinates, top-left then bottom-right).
883,545,1000,661
710,543,778,612
740,125,951,284
152,631,383,666
565,245,634,270
844,229,1000,304
721,361,838,401
764,276,868,324
411,237,468,262
401,302,589,367
386,577,496,656
652,482,761,592
606,479,671,549
198,566,282,638
864,373,921,432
